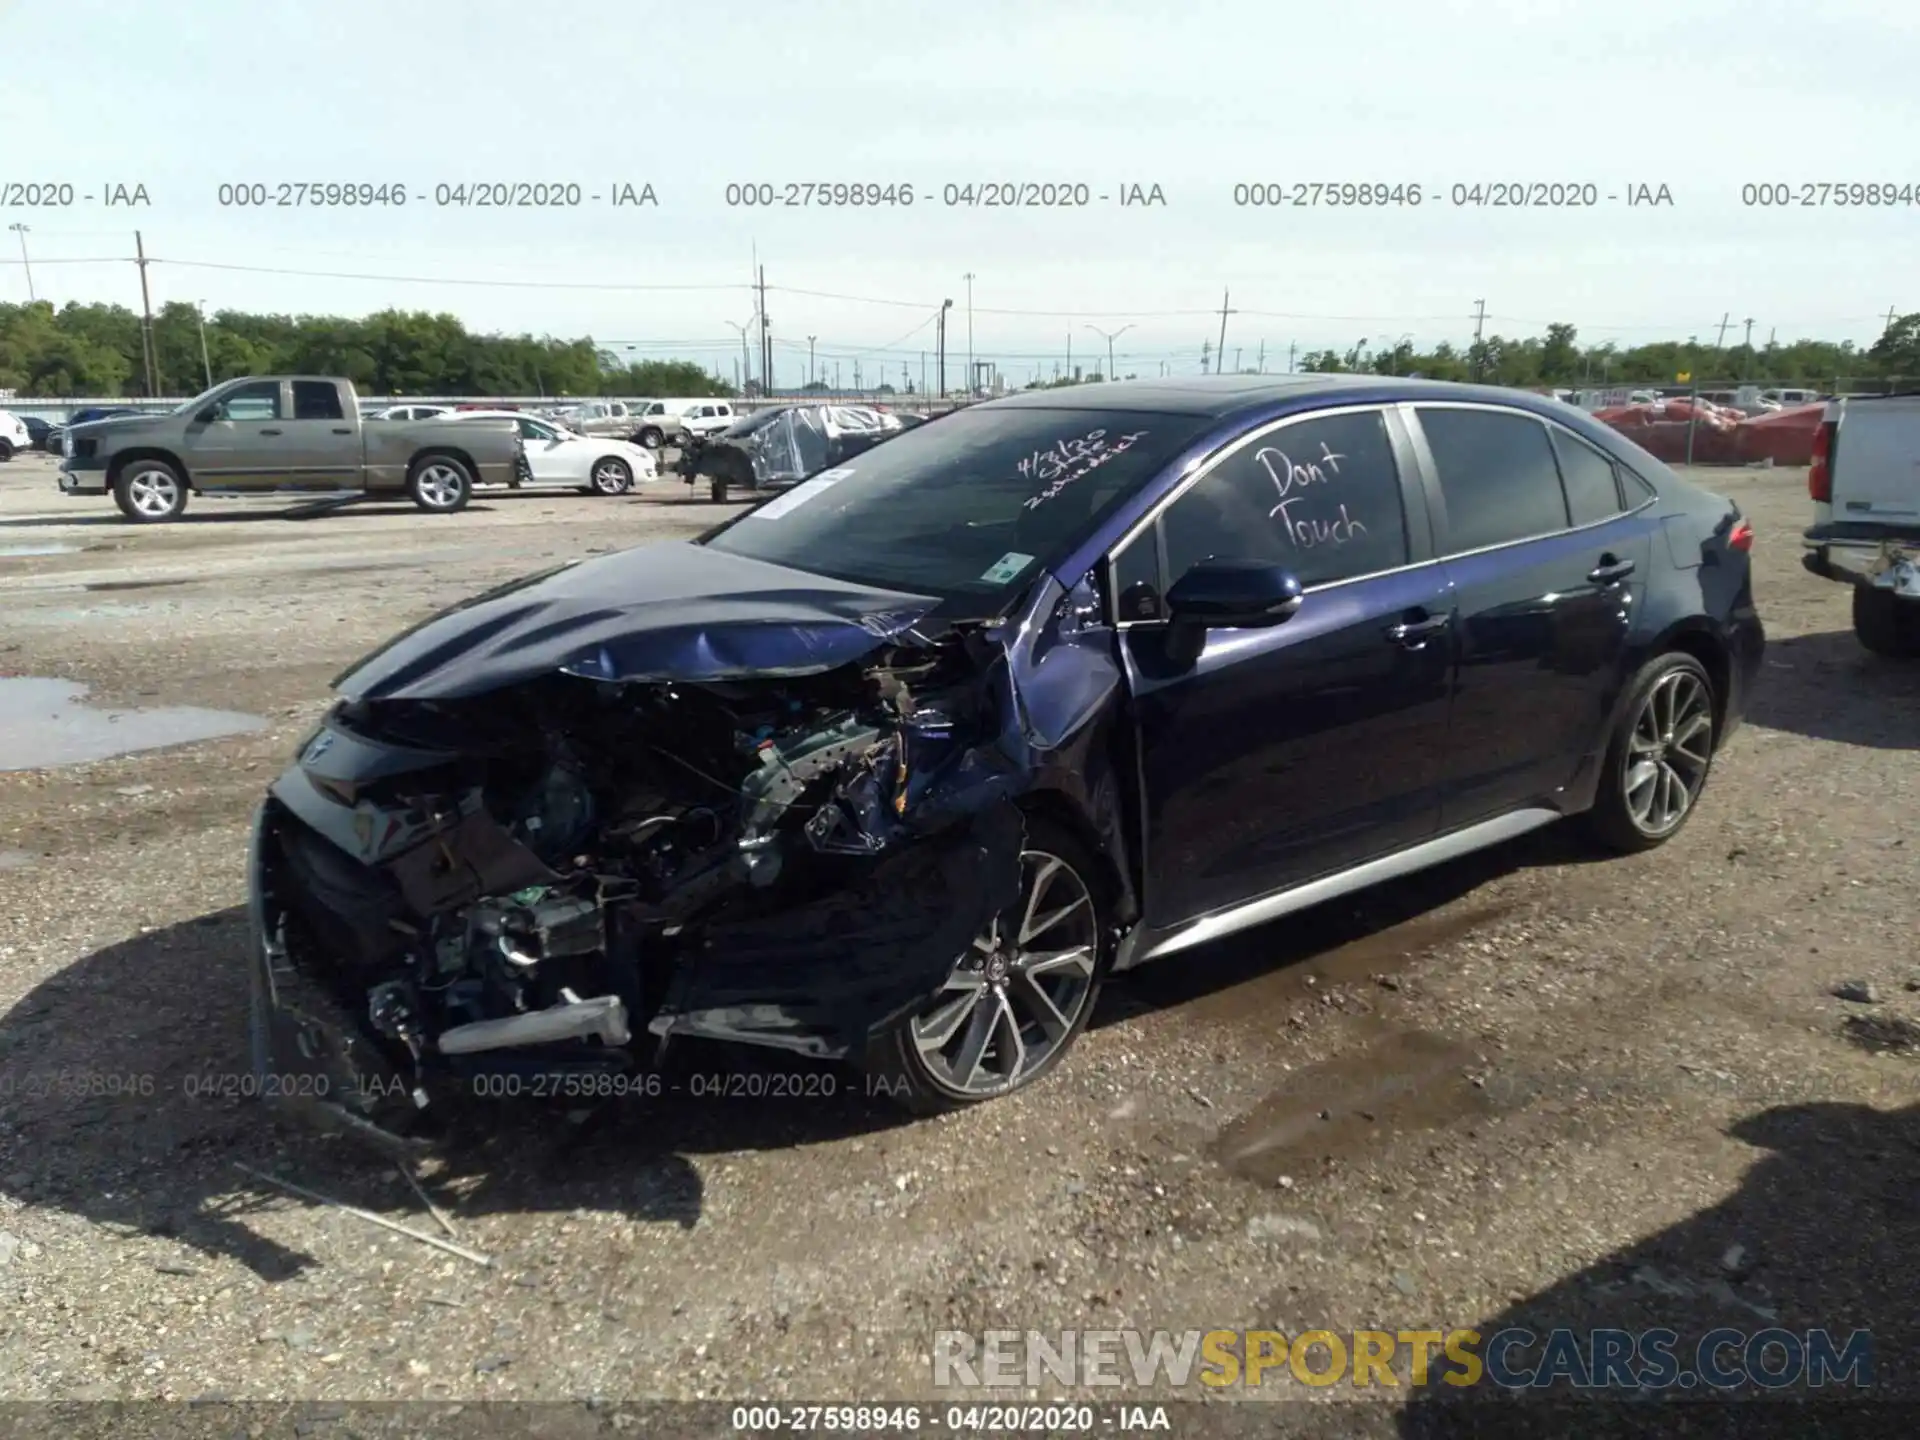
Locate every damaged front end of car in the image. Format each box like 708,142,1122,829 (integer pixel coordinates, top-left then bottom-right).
245,542,1133,1144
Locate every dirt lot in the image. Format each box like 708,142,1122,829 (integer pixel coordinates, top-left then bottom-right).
0,451,1915,1427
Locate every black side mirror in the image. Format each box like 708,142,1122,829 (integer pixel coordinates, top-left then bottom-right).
196,407,217,424
1165,559,1304,628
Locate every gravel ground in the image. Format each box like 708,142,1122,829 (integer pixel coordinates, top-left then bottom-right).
0,452,1915,1429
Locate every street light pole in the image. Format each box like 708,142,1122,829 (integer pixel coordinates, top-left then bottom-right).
1083,323,1134,381
937,299,953,398
8,224,32,302
963,272,975,396
195,300,213,387
724,317,753,393
807,334,816,388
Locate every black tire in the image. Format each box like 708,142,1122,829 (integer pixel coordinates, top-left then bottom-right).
589,455,634,495
406,453,473,513
0,440,13,461
112,457,190,523
868,815,1112,1115
709,473,729,502
636,427,664,449
1851,583,1920,659
1582,652,1716,854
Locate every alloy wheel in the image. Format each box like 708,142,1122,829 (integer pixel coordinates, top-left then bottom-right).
126,467,182,518
1623,669,1712,836
591,459,631,494
415,464,465,508
908,849,1100,1098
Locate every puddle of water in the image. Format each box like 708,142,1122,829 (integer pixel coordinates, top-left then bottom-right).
0,676,267,771
0,543,79,557
1211,1029,1495,1185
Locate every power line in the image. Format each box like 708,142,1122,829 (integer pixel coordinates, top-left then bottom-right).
147,258,750,292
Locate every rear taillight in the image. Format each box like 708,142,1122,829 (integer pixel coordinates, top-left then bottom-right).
1729,518,1754,552
1809,420,1836,502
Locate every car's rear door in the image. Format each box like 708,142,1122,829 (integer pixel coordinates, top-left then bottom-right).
280,380,362,489
1405,402,1656,829
1114,403,1456,932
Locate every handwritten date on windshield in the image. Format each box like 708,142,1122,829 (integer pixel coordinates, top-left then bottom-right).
1018,430,1151,510
1255,441,1369,547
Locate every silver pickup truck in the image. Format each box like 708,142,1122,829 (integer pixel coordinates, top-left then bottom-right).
1802,393,1920,657
56,375,523,523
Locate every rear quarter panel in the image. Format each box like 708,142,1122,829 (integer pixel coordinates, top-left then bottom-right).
366,417,521,490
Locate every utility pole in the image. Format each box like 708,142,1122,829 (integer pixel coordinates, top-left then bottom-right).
1256,340,1265,373
1200,340,1211,374
1715,312,1731,351
1742,317,1754,380
1234,347,1242,375
936,299,953,397
1287,341,1296,373
195,300,213,388
1470,298,1486,379
920,351,926,395
963,272,975,397
134,230,159,397
1215,289,1234,376
725,319,752,394
7,224,32,302
1065,331,1071,381
758,265,771,393
807,334,816,388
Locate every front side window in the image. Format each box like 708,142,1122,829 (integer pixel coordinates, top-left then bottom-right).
217,381,281,422
1417,407,1568,554
703,404,1215,611
1152,408,1410,594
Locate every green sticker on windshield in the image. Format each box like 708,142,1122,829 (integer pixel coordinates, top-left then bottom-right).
980,551,1034,584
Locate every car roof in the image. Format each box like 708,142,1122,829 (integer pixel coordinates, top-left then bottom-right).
976,373,1593,420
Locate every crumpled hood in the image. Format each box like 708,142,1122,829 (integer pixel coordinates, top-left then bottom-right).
333,540,941,701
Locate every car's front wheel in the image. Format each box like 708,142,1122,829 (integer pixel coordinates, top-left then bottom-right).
1851,584,1920,658
0,439,13,462
636,427,664,449
112,458,190,522
1584,652,1716,853
588,456,634,495
870,818,1110,1114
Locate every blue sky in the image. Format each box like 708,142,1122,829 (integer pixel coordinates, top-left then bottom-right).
5,0,1917,382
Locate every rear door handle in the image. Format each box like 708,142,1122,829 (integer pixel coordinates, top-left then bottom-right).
1588,555,1635,584
331,427,352,434
1385,613,1451,648
259,427,282,435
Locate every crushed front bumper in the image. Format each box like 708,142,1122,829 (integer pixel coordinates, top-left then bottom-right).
57,463,107,496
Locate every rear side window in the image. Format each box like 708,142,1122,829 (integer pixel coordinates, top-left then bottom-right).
1157,409,1410,591
1418,408,1568,553
292,382,344,421
1550,427,1624,526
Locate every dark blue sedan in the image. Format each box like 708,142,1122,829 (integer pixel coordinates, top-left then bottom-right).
247,375,1763,1131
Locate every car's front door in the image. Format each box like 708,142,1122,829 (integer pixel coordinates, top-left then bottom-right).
189,379,287,490
1406,403,1656,828
1115,404,1456,932
516,417,574,482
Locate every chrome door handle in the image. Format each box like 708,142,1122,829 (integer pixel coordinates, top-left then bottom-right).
1385,613,1450,648
1588,556,1635,584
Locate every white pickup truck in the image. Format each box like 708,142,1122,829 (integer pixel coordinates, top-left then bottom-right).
1801,393,1920,656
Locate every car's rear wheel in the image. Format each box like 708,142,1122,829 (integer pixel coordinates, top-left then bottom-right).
636,427,664,449
1583,652,1715,853
407,454,473,513
589,456,634,495
1851,584,1920,658
112,458,190,523
0,439,13,461
871,818,1110,1114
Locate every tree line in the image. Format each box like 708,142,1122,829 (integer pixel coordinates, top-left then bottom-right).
2,300,1916,399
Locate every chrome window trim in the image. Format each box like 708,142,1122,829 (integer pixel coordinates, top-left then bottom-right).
1402,400,1657,564
1106,402,1417,628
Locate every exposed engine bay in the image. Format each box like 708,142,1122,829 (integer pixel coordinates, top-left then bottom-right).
251,628,1035,1136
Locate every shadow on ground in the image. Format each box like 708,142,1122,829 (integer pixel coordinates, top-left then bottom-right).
0,908,911,1282
1396,1100,1919,1435
1745,629,1920,749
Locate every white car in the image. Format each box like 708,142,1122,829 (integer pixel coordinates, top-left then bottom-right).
367,403,455,421
451,410,657,494
677,399,738,439
0,410,29,461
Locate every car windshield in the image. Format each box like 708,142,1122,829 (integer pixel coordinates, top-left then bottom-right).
720,408,785,438
169,384,227,416
702,405,1214,607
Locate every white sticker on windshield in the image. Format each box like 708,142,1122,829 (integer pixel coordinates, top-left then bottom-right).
747,471,851,520
979,551,1034,584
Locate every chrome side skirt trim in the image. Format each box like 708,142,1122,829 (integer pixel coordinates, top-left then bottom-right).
1113,807,1563,970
